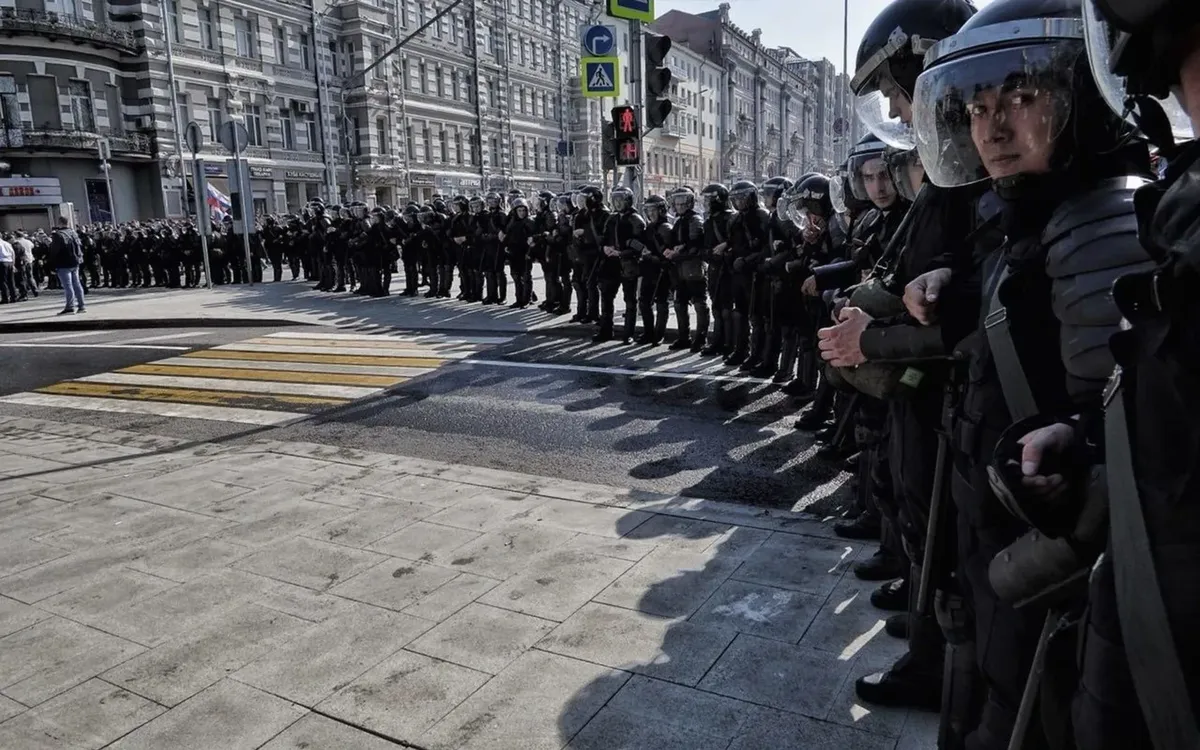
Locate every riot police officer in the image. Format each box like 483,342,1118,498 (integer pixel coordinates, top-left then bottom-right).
599,186,641,343
637,194,673,345
666,186,709,352
701,183,736,356
904,0,1156,745
570,186,607,324
549,193,576,315
1070,1,1200,748
726,181,771,367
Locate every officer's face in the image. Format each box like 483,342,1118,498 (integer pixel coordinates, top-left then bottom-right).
860,157,896,208
968,84,1056,179
880,73,913,125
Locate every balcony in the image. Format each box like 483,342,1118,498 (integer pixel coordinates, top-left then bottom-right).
0,8,139,54
0,127,154,156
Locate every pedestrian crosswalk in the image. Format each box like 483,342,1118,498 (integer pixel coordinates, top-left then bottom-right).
1,331,510,426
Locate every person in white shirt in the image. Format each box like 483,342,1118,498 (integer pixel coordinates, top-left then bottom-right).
0,235,16,304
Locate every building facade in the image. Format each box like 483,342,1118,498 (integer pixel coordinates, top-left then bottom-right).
639,38,721,196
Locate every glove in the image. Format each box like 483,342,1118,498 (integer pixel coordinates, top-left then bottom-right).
733,257,746,272
785,259,804,274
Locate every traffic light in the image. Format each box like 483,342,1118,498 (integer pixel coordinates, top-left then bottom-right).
601,121,616,171
611,105,641,167
644,32,673,130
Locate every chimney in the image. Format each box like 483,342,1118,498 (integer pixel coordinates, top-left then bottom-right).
751,28,761,46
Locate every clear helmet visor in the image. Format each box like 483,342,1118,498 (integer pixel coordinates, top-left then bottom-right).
848,152,899,208
1081,0,1193,143
829,176,848,215
854,64,917,149
914,42,1078,188
572,192,588,209
886,148,926,202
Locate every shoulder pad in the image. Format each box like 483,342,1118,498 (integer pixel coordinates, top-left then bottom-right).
1044,176,1153,278
753,207,770,221
1044,177,1155,398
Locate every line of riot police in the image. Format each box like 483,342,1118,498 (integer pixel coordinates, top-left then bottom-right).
803,0,1200,748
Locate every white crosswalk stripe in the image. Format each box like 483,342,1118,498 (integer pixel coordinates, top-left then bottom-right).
1,331,507,426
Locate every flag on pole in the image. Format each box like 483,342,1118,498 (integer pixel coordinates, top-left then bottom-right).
206,183,231,220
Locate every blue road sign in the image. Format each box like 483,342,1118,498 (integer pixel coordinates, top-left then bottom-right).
582,24,616,56
580,56,620,98
607,0,653,23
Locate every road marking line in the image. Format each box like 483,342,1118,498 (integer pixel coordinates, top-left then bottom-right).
81,372,383,399
185,349,446,368
37,381,348,409
455,357,774,385
210,342,471,359
0,392,304,426
241,336,488,354
0,343,191,351
148,357,435,379
122,363,408,387
32,330,113,342
121,331,213,343
265,331,513,346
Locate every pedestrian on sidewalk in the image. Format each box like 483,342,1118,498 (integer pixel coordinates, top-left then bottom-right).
12,231,37,299
0,233,16,304
52,216,86,315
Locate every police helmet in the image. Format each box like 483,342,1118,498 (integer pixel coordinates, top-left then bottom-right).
536,191,556,211
452,195,469,213
485,192,503,210
1081,0,1193,147
729,180,758,211
575,185,604,210
511,196,529,214
760,176,794,210
643,194,668,221
851,0,978,148
700,183,731,212
668,185,695,215
846,134,900,209
912,0,1139,191
609,186,634,212
468,195,485,213
556,192,574,211
781,174,834,229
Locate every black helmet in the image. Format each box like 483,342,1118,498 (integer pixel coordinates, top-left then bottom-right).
851,0,978,149
668,185,695,214
729,180,758,211
644,194,668,221
846,134,899,209
576,185,604,210
779,175,833,232
556,192,574,211
452,195,469,213
485,192,502,209
536,190,556,210
1081,0,1193,150
700,183,730,212
760,176,794,210
432,198,448,214
609,186,634,212
913,0,1137,192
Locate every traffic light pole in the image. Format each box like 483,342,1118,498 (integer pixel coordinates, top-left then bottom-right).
628,20,643,204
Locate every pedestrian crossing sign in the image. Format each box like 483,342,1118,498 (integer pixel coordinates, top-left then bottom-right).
580,56,620,98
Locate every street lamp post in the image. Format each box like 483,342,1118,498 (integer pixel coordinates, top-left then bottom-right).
311,0,338,203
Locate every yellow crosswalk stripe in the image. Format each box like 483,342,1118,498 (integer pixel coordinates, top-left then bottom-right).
183,349,446,369
120,363,405,388
241,336,465,352
37,381,349,412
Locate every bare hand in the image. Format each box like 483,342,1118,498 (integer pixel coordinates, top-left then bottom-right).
801,276,818,296
1016,422,1076,498
713,242,728,254
573,228,584,237
817,307,872,367
904,268,952,325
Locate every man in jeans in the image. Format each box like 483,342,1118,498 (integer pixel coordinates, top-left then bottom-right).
12,231,36,299
52,217,86,315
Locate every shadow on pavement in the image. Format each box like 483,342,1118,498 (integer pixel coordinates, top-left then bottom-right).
552,507,913,749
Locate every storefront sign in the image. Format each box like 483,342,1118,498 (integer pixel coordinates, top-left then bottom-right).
0,177,62,206
249,166,273,179
283,170,322,179
204,163,224,176
409,172,437,187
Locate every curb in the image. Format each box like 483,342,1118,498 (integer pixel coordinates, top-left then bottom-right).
0,317,314,334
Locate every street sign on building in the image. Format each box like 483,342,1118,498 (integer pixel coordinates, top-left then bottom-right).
0,177,63,207
580,56,620,98
607,0,653,23
582,25,616,57
218,121,249,154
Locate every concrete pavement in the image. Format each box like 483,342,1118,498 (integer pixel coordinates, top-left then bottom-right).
0,417,934,749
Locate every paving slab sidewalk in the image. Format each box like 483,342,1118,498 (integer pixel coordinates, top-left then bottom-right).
0,417,934,749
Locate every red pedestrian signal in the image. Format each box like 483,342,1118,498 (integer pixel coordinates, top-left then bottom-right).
611,105,639,137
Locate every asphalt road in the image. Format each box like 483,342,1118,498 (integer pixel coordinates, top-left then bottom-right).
1,325,851,514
